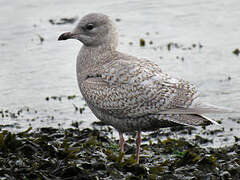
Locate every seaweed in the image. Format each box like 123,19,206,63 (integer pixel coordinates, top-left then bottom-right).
49,17,78,25
233,48,240,56
0,126,239,179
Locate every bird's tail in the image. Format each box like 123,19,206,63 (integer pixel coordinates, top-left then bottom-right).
159,102,237,115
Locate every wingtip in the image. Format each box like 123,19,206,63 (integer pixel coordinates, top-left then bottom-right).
200,115,223,128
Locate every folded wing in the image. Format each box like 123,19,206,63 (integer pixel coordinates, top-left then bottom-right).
81,59,202,119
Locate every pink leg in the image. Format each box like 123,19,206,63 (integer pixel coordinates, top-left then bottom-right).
119,132,124,153
136,131,141,164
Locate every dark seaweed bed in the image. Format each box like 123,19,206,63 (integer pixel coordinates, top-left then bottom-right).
0,124,239,180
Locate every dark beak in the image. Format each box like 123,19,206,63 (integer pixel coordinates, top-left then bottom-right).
58,32,72,41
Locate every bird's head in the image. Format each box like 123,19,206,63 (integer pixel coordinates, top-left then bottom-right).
58,13,118,49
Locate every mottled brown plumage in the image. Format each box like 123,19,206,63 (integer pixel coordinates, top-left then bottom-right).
58,13,220,163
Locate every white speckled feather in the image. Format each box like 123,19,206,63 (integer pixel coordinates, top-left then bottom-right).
81,58,198,118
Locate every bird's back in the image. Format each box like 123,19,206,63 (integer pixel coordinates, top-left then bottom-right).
76,48,214,132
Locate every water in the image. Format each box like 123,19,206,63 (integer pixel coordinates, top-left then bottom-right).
0,0,240,147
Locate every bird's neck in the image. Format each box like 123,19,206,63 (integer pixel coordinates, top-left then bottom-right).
77,43,116,76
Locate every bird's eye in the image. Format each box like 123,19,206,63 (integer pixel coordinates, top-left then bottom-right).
86,24,94,30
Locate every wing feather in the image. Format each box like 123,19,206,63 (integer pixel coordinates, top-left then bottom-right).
81,59,198,118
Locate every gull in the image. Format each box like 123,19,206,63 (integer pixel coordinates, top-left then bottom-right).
58,13,225,164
